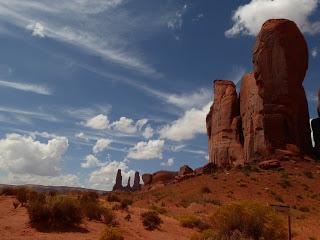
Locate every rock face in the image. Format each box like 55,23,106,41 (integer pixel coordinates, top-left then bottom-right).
142,173,153,185
207,80,244,166
206,19,312,166
311,89,320,158
132,172,141,191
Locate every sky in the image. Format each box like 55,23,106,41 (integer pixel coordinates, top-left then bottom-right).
0,0,319,190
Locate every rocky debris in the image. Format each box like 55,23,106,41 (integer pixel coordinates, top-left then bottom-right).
112,169,124,191
152,171,178,184
178,165,193,176
112,170,141,192
142,174,153,185
132,172,141,191
258,160,281,170
206,19,312,167
194,162,216,175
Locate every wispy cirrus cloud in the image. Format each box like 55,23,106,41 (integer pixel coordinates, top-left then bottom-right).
0,79,51,95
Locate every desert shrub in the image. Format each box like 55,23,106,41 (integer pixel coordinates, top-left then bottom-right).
16,188,28,206
304,171,314,179
178,215,210,231
299,206,310,212
100,226,124,240
79,191,103,221
120,198,133,210
102,207,116,225
149,205,167,214
201,186,212,194
1,187,17,196
141,211,163,230
27,195,82,229
190,229,218,240
107,194,121,202
211,201,287,240
280,173,292,188
13,200,20,209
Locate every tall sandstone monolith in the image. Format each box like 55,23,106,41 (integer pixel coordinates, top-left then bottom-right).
112,169,124,191
207,19,312,166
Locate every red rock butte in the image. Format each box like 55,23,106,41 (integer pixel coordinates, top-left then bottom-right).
206,19,313,167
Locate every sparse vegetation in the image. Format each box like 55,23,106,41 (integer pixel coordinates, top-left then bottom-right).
280,173,292,188
99,226,124,240
190,229,217,240
149,204,167,214
304,171,314,179
13,200,20,209
178,215,210,230
27,195,82,229
141,211,163,230
120,198,133,210
16,188,28,206
211,201,288,240
107,194,121,203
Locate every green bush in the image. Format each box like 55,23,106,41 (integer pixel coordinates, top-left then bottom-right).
141,211,163,230
102,207,116,225
100,226,124,240
211,201,287,240
149,205,167,214
120,199,133,210
107,194,121,202
1,187,17,196
201,186,212,194
27,195,82,229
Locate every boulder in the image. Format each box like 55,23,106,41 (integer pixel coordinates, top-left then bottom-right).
194,162,216,175
258,160,281,170
152,171,178,184
179,165,193,176
142,173,153,185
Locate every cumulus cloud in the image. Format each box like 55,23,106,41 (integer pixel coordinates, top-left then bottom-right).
27,22,45,38
0,133,68,176
159,102,211,141
127,140,165,160
89,160,134,190
161,158,174,167
142,125,154,139
110,117,148,134
93,138,112,154
85,114,109,130
75,132,89,141
226,0,320,37
81,154,101,168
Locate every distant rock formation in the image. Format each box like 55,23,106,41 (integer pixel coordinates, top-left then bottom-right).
112,170,141,192
132,172,141,191
178,165,193,176
207,19,312,166
112,169,124,191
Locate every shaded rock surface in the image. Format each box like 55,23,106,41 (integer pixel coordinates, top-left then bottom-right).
112,169,123,191
112,170,141,192
258,160,281,170
206,19,312,166
132,172,141,191
178,165,193,176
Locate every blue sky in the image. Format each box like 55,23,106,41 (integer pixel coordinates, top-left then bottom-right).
0,0,319,190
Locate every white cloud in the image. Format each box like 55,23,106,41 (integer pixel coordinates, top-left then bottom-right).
161,158,174,167
110,117,148,134
312,47,318,58
142,125,154,139
85,114,109,130
0,133,68,176
93,138,112,154
81,154,101,168
0,106,58,122
75,132,89,141
89,160,134,190
0,80,51,95
159,102,211,141
127,140,165,160
226,0,320,37
26,22,45,38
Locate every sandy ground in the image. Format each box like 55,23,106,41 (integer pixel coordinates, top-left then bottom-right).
0,161,319,240
0,196,195,240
